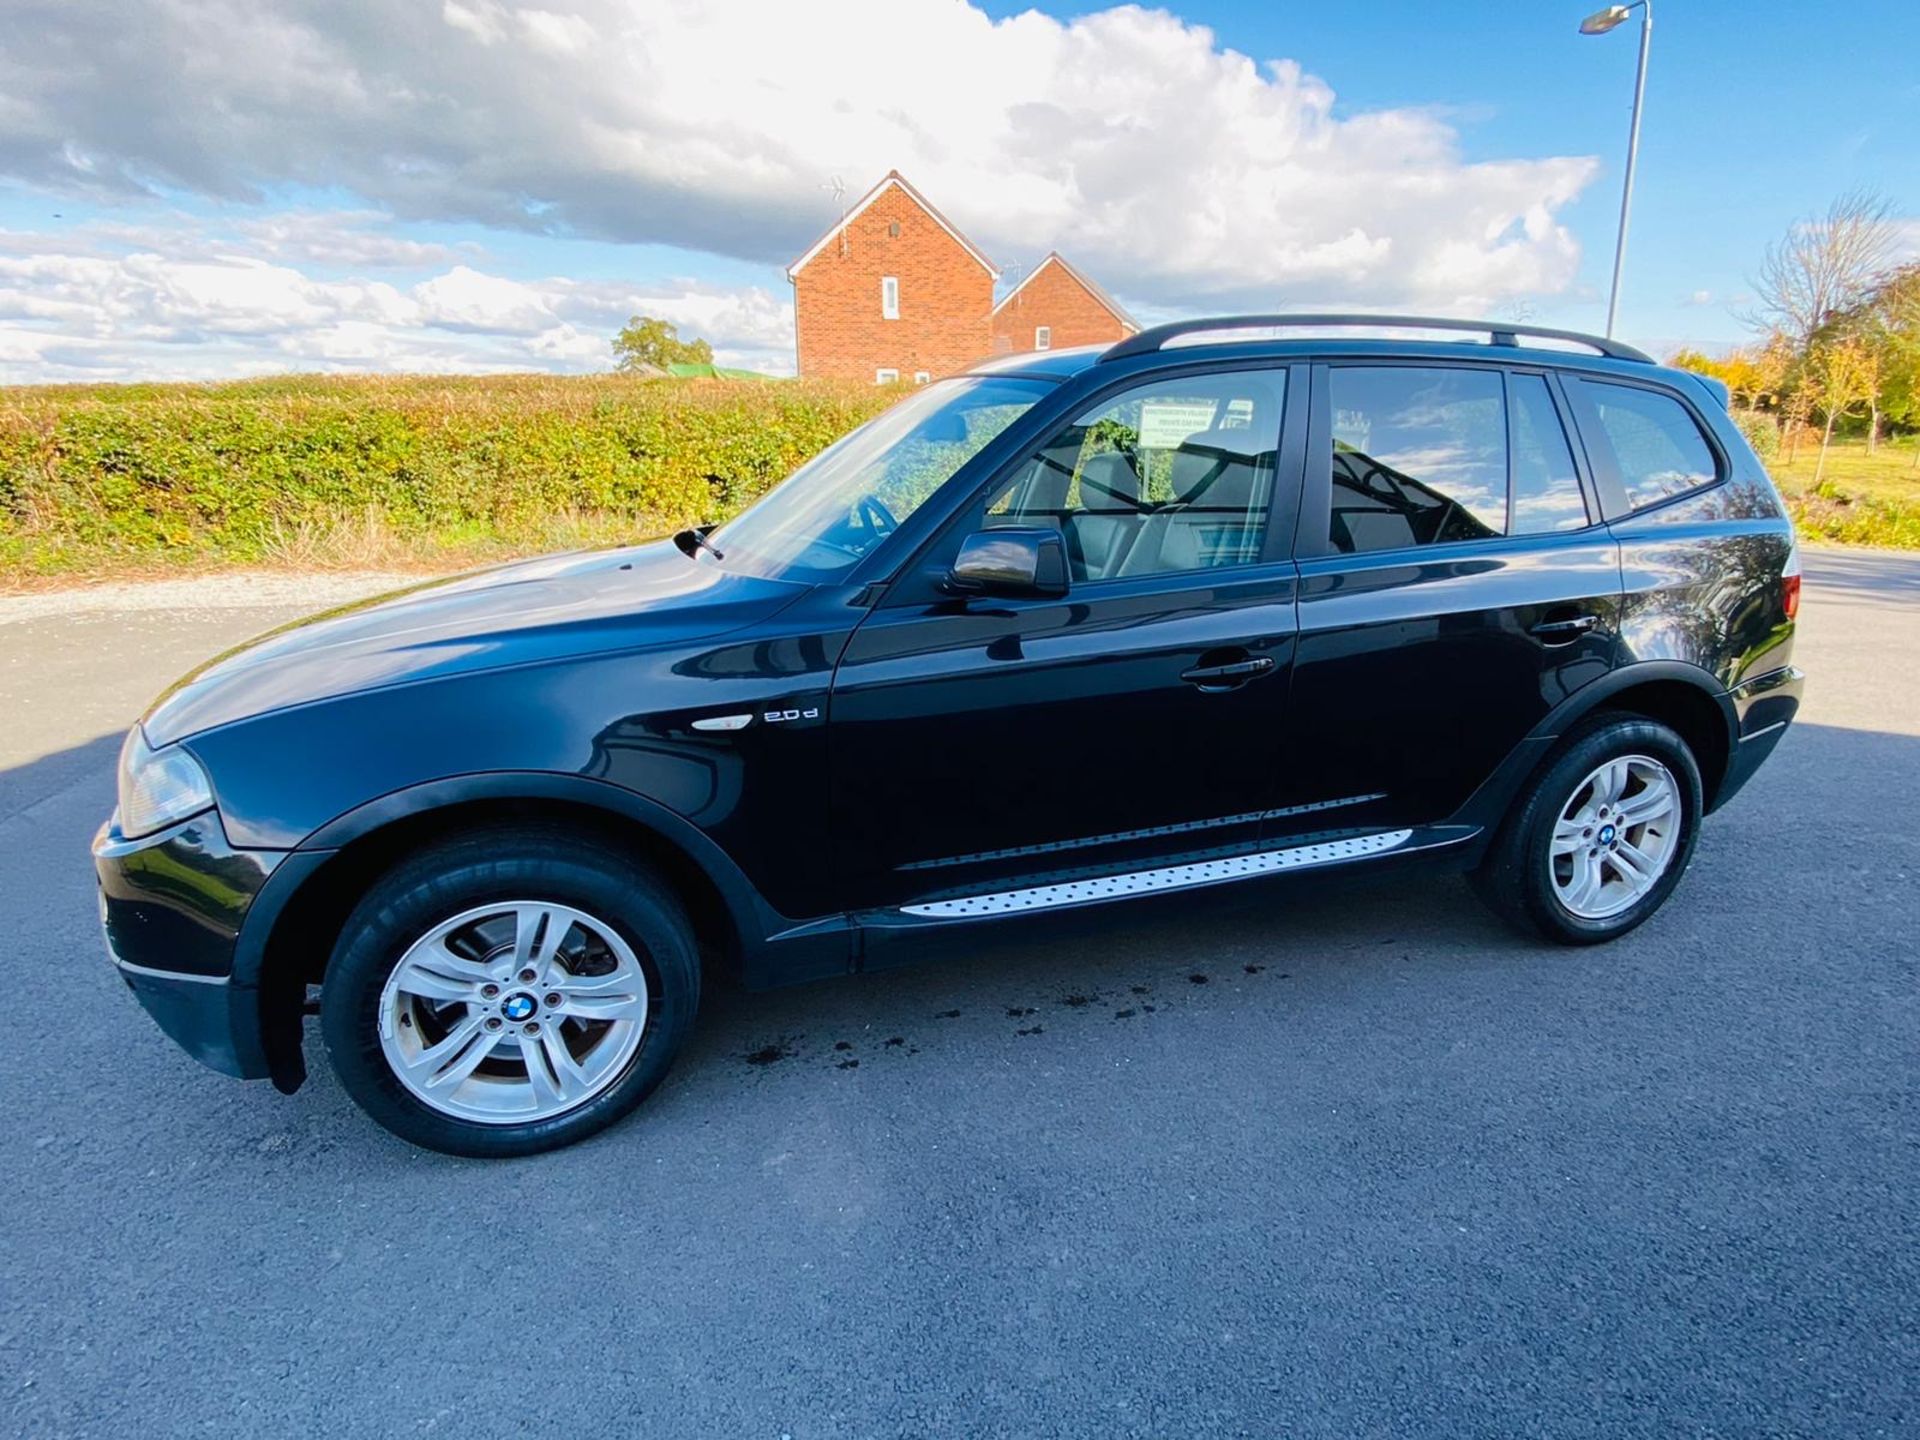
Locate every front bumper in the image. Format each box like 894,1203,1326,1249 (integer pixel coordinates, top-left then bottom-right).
1714,663,1806,811
94,810,296,1083
110,957,271,1079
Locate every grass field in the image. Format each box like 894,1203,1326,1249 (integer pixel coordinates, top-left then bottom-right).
1768,436,1920,550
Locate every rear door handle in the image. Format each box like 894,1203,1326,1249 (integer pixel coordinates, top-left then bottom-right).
1529,613,1599,644
1181,656,1275,690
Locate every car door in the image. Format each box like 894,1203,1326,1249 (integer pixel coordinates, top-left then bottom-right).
1270,360,1622,841
827,362,1307,913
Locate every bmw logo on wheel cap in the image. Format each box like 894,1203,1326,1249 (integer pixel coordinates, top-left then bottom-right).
501,992,537,1022
1598,823,1618,846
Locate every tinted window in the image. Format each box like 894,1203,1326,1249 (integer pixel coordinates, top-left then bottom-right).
1508,373,1588,534
987,370,1284,581
1329,367,1505,553
1571,379,1718,510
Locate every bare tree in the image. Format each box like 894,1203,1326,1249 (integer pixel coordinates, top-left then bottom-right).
1746,190,1899,348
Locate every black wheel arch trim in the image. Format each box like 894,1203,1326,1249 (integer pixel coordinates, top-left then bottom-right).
291,770,789,946
1447,661,1735,847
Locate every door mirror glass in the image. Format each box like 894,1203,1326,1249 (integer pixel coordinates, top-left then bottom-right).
949,529,1068,598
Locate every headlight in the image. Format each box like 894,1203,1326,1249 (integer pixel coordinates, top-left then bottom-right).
116,726,215,839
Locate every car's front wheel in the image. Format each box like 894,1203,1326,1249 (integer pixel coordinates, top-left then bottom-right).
1472,713,1703,945
320,825,699,1156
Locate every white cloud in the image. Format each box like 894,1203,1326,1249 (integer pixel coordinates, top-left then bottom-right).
3,0,1598,315
0,217,794,382
1895,219,1920,262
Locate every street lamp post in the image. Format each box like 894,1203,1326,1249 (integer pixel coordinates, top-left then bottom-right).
1580,1,1652,339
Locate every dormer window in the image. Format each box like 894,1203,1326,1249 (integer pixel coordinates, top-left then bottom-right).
881,276,900,320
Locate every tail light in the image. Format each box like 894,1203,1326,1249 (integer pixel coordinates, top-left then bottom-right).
1782,546,1801,620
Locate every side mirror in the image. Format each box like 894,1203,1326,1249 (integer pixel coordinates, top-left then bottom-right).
947,528,1069,599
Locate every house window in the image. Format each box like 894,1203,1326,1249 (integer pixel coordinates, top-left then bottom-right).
1034,326,1052,351
876,368,900,384
914,371,931,385
881,276,900,320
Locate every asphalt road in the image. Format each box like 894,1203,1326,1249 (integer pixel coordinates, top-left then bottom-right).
2,552,1915,1438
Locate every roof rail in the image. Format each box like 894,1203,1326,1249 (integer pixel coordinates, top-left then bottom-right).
1098,314,1654,365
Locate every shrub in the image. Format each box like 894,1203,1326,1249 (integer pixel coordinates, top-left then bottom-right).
1730,408,1780,461
0,373,894,577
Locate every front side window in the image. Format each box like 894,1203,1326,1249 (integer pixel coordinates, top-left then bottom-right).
706,376,1049,582
1329,366,1507,553
881,276,900,320
985,369,1284,582
1569,379,1718,510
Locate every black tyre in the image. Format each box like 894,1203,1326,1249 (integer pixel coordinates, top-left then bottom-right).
320,825,699,1157
1471,712,1703,945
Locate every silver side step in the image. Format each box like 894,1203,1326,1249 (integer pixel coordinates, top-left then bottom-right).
898,829,1414,919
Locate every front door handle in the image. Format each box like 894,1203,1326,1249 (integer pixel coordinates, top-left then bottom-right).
1181,655,1275,691
1529,613,1600,645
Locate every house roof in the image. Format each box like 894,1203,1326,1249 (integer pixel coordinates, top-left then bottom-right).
664,361,784,381
786,170,998,281
991,251,1137,332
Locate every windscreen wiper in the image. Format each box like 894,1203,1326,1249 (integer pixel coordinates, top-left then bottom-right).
674,527,724,562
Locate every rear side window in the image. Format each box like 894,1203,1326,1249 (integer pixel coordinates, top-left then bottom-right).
1329,367,1507,552
1568,379,1718,510
1508,373,1588,534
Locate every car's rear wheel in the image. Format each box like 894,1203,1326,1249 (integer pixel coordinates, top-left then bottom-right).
321,826,699,1156
1472,713,1703,945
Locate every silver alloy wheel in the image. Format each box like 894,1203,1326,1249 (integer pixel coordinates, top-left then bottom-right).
1548,754,1682,920
377,901,650,1125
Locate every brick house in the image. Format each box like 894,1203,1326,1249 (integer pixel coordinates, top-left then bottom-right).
989,251,1137,356
786,171,999,384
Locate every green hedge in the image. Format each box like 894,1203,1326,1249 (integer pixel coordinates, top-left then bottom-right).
0,373,896,576
1730,408,1780,461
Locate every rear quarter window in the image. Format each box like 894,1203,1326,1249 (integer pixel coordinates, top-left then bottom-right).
1568,378,1719,511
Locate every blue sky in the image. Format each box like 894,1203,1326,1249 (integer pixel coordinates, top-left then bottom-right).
1124,0,1920,347
0,0,1913,381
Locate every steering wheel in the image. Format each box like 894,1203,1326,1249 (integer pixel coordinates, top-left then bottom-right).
801,493,903,566
857,493,899,539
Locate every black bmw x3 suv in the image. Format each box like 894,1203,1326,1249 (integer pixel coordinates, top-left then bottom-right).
96,315,1804,1155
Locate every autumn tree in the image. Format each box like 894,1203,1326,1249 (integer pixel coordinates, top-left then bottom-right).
613,316,714,372
1844,262,1920,452
1866,267,1920,465
1669,347,1768,409
1741,192,1898,457
1805,335,1877,484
